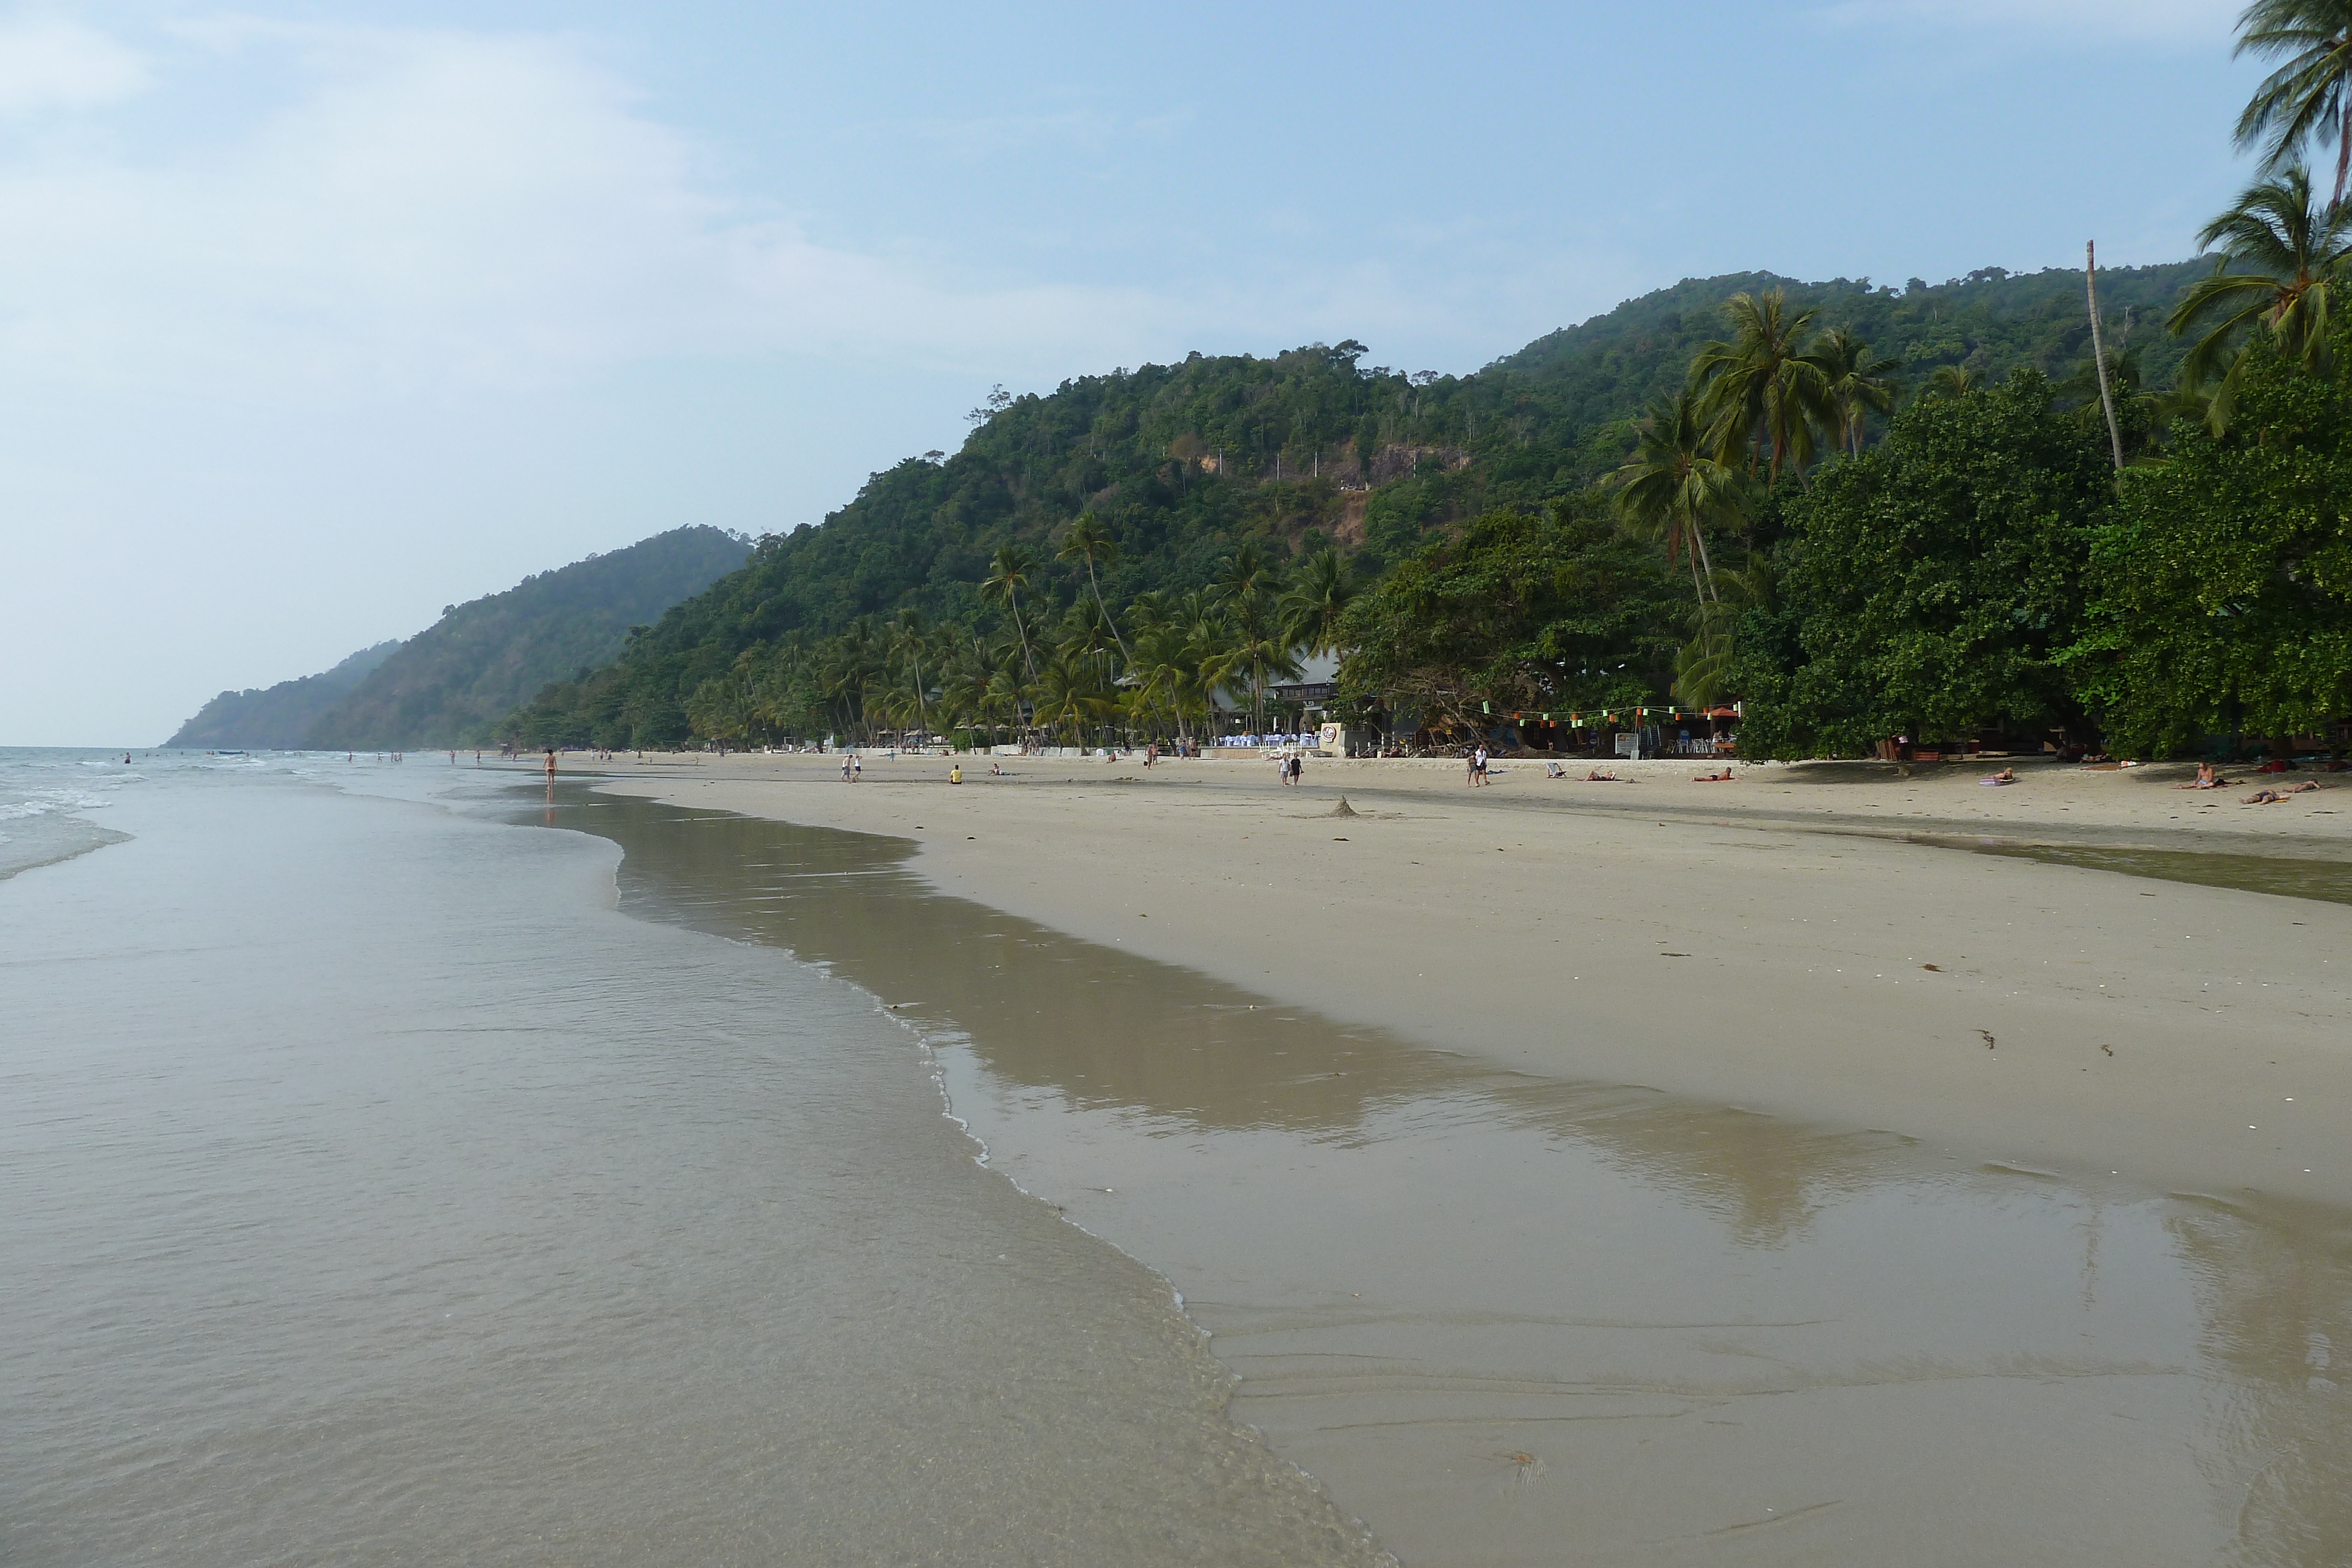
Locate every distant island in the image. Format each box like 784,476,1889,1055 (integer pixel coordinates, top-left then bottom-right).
167,525,749,750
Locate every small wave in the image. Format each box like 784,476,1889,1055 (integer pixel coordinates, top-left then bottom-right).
0,790,112,820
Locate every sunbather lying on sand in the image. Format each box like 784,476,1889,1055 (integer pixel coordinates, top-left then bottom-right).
1693,768,1733,781
2240,785,2318,803
1584,768,1619,781
1980,768,2017,785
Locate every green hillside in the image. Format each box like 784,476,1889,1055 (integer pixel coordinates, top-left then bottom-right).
306,526,750,749
166,640,402,749
505,261,2206,748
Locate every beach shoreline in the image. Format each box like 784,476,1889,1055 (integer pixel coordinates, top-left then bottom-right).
565,750,2352,1211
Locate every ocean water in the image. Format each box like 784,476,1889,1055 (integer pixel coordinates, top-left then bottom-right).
0,747,147,881
0,752,1382,1566
9,753,2351,1566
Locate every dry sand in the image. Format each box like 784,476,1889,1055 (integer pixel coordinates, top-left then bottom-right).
567,750,2351,1209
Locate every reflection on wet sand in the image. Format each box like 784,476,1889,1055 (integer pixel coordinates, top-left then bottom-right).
553,788,2352,1567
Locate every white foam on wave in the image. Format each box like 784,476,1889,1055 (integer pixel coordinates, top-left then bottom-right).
0,789,112,820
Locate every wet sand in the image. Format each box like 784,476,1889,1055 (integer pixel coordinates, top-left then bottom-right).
553,784,2352,1567
579,750,2352,1211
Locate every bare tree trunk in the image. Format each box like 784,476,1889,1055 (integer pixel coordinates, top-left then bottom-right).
2086,242,2126,473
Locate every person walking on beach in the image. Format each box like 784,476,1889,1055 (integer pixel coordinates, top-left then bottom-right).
544,748,557,781
1471,745,1489,787
852,754,863,782
842,754,853,782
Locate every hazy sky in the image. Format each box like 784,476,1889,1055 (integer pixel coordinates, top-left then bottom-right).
3,0,2260,745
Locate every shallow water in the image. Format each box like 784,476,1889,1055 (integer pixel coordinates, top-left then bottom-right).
1941,838,2352,907
555,787,2352,1567
1,758,1381,1567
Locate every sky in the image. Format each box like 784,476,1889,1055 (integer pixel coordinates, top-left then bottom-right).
0,0,2264,745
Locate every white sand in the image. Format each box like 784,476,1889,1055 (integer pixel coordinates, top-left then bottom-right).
572,751,2352,1209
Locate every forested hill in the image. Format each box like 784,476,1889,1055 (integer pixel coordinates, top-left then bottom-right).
166,640,402,749
304,526,750,748
504,259,2205,748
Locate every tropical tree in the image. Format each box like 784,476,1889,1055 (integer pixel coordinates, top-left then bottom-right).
1215,544,1292,734
1031,656,1114,743
1611,390,1746,606
1055,513,1131,661
1814,327,1903,457
1921,365,1984,401
1671,561,1775,709
2168,165,2352,429
980,543,1041,683
1690,289,1834,484
1730,372,2113,760
887,607,933,737
1278,546,1356,655
2068,330,2352,756
2236,0,2352,208
1332,501,1683,737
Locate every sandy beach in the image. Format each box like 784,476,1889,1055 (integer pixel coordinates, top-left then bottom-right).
572,749,2352,1211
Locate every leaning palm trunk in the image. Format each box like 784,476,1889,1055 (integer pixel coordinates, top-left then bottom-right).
2086,241,2126,472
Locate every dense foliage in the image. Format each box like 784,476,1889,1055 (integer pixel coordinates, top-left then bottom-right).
1332,500,1681,733
2068,335,2352,755
165,641,401,749
507,263,2204,750
1732,375,2113,759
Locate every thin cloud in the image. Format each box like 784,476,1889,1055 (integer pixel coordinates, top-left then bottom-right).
0,14,150,114
0,21,1187,400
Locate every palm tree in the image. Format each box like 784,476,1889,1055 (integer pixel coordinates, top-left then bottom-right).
1215,546,1291,735
1689,289,1834,484
1278,547,1355,656
1611,390,1745,606
1055,513,1130,661
886,607,933,738
2169,165,2352,429
1813,327,1902,457
1919,365,1984,402
1031,657,1112,744
1671,560,1774,709
2236,1,2352,208
980,543,1041,683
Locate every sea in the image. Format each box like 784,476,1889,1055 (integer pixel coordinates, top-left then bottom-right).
5,747,2349,1566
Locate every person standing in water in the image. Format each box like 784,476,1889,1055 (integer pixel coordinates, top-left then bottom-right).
544,748,557,781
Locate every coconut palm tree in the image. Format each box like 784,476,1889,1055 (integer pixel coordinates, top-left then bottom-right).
1813,327,1903,457
1689,289,1834,484
1671,560,1775,710
2169,165,2352,429
980,543,1041,683
1278,547,1355,656
1215,546,1292,735
886,607,934,738
1920,365,1984,401
1031,657,1113,744
1055,513,1130,661
1611,390,1745,607
2236,1,2352,208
